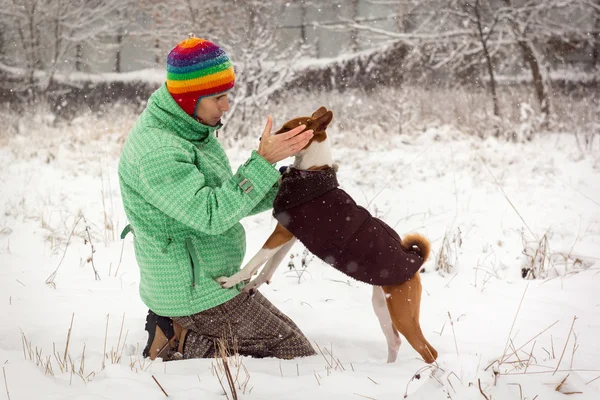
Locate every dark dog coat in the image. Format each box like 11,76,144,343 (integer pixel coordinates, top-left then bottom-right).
273,167,423,286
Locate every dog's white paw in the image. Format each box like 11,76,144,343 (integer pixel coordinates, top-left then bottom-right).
216,276,238,288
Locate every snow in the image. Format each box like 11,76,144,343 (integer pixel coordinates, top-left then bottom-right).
0,62,166,85
1,115,599,399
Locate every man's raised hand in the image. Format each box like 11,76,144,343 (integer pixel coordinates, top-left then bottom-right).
257,116,313,164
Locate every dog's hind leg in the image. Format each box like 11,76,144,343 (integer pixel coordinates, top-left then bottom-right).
382,273,438,364
372,286,401,363
243,237,296,293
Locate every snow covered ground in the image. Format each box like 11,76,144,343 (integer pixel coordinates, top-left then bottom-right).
0,113,599,399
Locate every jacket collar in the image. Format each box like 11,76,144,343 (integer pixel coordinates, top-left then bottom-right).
273,166,339,212
147,83,222,143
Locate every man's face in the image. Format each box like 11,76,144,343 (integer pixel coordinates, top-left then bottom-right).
196,93,230,126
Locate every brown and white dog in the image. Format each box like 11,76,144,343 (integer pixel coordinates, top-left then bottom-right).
218,107,438,364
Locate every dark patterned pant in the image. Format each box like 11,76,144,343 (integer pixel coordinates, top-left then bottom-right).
173,292,316,360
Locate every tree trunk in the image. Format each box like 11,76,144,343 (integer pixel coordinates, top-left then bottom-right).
0,27,4,62
502,0,550,123
350,0,359,52
115,32,123,73
593,3,600,67
518,40,549,119
474,0,500,117
155,38,160,65
75,43,83,72
300,2,307,43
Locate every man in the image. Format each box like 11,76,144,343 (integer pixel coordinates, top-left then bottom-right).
118,36,316,360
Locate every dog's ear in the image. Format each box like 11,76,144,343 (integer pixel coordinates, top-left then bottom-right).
311,110,333,132
311,107,328,119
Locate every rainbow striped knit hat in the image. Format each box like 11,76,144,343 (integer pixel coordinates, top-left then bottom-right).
166,37,236,118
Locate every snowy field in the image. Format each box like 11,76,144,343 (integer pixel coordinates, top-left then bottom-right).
0,113,599,400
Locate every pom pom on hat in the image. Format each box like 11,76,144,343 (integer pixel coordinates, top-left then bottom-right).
166,36,235,118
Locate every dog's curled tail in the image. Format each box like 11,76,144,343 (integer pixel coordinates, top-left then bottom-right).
401,233,430,262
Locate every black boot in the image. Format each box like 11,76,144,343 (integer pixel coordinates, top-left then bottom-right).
142,309,178,360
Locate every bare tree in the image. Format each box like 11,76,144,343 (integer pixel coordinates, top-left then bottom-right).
583,0,600,67
327,1,505,117
450,0,503,117
1,0,133,93
224,1,308,136
134,0,232,67
498,0,589,124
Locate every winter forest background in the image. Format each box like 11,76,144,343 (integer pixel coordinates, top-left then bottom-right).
1,0,599,140
1,1,600,400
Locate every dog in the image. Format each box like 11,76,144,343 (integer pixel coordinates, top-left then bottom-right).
217,107,438,364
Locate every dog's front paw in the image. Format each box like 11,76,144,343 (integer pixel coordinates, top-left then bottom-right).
216,276,238,289
241,277,269,294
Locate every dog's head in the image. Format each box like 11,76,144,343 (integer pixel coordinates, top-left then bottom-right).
274,106,333,151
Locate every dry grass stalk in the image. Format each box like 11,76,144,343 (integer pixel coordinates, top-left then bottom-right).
504,340,527,373
499,284,528,366
367,376,379,385
81,214,101,280
502,368,600,376
507,383,523,399
444,272,459,288
45,214,83,286
100,168,115,243
554,372,583,394
555,373,569,392
478,378,491,400
434,321,447,336
521,231,550,279
240,363,251,394
79,343,86,375
490,319,559,374
323,346,344,371
569,332,579,369
354,393,377,400
115,235,126,277
2,367,10,400
215,338,238,400
435,228,462,274
524,341,536,373
116,330,129,364
473,146,535,240
313,370,321,385
403,365,436,398
446,371,462,394
111,313,126,364
63,313,75,363
585,375,600,385
102,313,109,370
20,331,57,377
151,375,169,397
553,316,578,376
53,351,64,373
447,312,459,356
521,229,591,280
213,364,230,400
313,341,334,370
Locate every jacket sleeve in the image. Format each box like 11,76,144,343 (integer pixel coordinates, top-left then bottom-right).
138,146,280,235
247,181,279,216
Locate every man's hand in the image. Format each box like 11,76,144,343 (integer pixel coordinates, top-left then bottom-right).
257,116,314,164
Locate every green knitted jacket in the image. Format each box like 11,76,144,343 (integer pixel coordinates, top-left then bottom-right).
118,83,280,317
